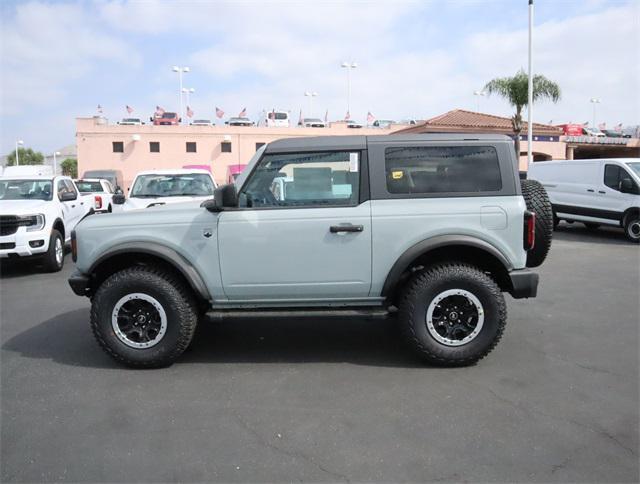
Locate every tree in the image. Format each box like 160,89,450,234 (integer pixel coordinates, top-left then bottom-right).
484,69,561,157
6,147,44,166
60,158,77,178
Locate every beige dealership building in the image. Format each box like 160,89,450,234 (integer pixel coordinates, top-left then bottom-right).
76,111,639,189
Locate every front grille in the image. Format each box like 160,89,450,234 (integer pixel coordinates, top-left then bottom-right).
0,242,16,250
0,216,19,236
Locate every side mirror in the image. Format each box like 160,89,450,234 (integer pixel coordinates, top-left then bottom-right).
620,178,635,193
114,186,124,195
113,193,126,204
150,117,153,122
203,184,237,212
60,191,77,202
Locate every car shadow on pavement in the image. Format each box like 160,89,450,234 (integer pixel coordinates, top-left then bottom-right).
2,309,427,369
0,254,70,280
553,223,631,246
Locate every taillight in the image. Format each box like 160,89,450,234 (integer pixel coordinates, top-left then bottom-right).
94,195,102,209
523,211,536,250
71,230,77,262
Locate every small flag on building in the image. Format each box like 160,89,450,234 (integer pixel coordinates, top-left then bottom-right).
615,123,623,132
126,105,134,114
238,107,247,117
156,105,165,115
215,107,225,119
598,122,606,130
367,111,376,125
186,106,194,118
582,121,589,127
97,104,103,114
344,110,350,121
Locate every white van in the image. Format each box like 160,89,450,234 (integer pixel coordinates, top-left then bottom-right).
264,110,290,128
3,165,53,177
528,158,640,242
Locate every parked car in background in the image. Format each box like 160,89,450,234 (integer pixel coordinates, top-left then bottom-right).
264,110,290,127
75,178,115,213
182,164,212,173
601,129,624,138
3,165,53,177
1,175,90,271
151,112,180,126
118,118,143,125
191,119,213,126
400,119,419,125
300,118,326,128
556,123,584,136
227,164,247,184
226,117,254,127
583,126,605,137
529,158,640,242
372,119,395,128
82,170,124,191
112,169,217,212
346,120,363,129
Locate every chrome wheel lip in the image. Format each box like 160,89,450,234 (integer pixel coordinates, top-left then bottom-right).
55,237,63,266
111,293,167,349
426,289,485,347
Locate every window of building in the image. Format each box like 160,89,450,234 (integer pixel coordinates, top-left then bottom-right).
112,141,124,153
255,142,265,151
186,142,197,153
384,146,502,195
239,151,360,208
221,141,232,153
149,141,160,153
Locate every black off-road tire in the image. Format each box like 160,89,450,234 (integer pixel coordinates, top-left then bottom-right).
91,266,199,368
42,229,64,272
521,179,553,267
584,222,601,230
623,214,640,243
399,263,507,367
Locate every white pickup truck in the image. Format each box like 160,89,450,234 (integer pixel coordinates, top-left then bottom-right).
0,175,93,271
74,178,116,213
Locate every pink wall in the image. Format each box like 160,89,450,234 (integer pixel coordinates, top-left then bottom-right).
76,118,404,189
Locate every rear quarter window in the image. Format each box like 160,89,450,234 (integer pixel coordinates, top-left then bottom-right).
385,146,502,195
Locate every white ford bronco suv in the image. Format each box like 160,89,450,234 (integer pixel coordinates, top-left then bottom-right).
69,134,552,368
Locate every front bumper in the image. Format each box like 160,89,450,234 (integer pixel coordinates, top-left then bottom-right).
0,227,50,259
68,269,91,296
508,269,539,299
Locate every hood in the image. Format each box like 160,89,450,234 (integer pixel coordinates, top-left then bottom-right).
0,199,51,215
122,195,212,211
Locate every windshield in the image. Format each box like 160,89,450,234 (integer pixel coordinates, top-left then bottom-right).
627,162,640,177
130,174,214,198
122,118,139,123
162,112,177,119
75,181,103,193
194,120,210,124
304,118,323,122
0,179,53,201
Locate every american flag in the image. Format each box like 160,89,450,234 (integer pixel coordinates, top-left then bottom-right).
582,121,589,127
344,110,350,121
324,109,328,123
238,107,247,117
156,105,165,115
367,111,375,124
97,104,103,114
186,106,194,118
598,122,606,130
126,105,133,114
614,123,623,132
215,107,225,119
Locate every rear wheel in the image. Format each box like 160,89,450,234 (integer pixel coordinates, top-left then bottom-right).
521,179,553,267
42,229,64,272
398,263,506,366
91,266,199,367
624,215,640,243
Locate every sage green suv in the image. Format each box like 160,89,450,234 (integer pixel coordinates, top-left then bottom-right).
69,134,552,368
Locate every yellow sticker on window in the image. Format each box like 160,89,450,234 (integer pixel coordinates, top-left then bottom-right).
392,171,403,179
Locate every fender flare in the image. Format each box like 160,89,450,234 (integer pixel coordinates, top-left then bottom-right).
89,242,210,300
622,207,639,227
381,235,512,297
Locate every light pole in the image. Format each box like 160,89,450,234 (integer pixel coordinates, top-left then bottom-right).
15,140,24,166
172,66,190,124
527,0,534,170
304,91,318,117
590,97,601,128
182,87,195,107
473,90,485,112
53,151,61,174
341,61,357,115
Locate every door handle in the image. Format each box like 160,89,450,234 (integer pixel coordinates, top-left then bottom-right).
586,189,595,192
71,204,76,208
330,224,364,233
598,191,606,194
80,202,84,205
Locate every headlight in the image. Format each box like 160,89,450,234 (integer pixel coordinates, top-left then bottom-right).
18,214,46,232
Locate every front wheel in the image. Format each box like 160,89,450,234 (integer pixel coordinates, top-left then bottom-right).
91,266,199,368
399,263,507,366
42,229,64,272
624,215,640,243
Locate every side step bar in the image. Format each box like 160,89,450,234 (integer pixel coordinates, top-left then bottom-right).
206,307,392,320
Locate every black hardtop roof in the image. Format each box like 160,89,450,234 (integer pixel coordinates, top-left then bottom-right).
265,133,513,152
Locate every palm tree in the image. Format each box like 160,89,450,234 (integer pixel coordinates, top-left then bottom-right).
484,69,561,157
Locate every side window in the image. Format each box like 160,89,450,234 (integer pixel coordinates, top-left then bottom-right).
239,151,361,208
64,180,78,196
385,146,502,194
57,180,69,199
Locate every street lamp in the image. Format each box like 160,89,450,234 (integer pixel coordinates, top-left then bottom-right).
341,61,357,114
53,151,61,174
182,87,195,107
172,66,190,124
304,91,318,117
590,97,601,128
473,90,485,112
15,139,24,166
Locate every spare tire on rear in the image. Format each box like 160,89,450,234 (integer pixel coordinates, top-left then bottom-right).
521,179,553,268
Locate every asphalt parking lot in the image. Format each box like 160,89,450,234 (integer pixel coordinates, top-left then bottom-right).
1,224,638,483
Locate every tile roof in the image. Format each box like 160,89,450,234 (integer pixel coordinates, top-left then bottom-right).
395,109,562,136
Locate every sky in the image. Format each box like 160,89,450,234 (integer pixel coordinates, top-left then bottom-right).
0,0,639,156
